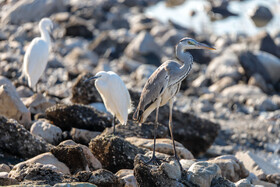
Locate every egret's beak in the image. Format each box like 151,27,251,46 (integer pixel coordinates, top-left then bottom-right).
197,42,216,50
84,75,101,83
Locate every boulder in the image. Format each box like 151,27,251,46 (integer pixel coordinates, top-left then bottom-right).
22,93,55,114
234,179,252,187
248,73,268,93
45,103,111,131
0,175,19,186
65,19,93,39
115,169,137,187
210,177,236,187
0,116,53,159
187,161,222,187
88,169,119,186
235,151,280,180
132,64,157,87
0,84,31,128
221,84,264,99
71,73,102,105
250,5,273,27
0,164,10,173
51,144,89,174
30,120,62,145
9,152,70,175
89,135,145,173
70,128,101,145
209,77,236,93
16,85,33,98
125,137,194,159
2,0,66,24
208,155,249,182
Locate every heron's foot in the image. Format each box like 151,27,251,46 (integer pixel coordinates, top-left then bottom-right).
144,155,161,166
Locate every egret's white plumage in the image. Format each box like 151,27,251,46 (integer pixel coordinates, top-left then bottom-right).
87,71,131,130
22,18,53,89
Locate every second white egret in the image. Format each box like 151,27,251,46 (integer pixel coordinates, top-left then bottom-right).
22,18,53,92
85,71,131,134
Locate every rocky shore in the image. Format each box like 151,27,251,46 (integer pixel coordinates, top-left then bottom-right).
0,0,280,186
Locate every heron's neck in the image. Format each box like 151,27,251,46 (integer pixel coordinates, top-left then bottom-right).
175,45,193,80
39,24,51,50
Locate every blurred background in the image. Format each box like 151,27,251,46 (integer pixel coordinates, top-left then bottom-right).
0,0,280,179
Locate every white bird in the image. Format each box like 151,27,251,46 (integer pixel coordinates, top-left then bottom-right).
22,18,53,92
85,71,131,134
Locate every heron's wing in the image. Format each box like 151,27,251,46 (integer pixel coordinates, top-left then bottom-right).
23,38,49,87
138,64,169,111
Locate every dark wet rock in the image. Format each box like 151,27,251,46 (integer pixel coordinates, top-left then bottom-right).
0,116,53,159
266,173,280,185
8,163,64,185
88,169,119,186
207,0,238,20
133,154,197,187
250,5,273,27
75,171,92,182
101,121,169,139
51,144,89,175
248,73,269,93
246,32,280,58
45,103,111,131
211,177,235,187
71,72,102,104
238,51,272,83
129,90,220,157
0,177,19,186
2,0,66,24
89,135,145,173
65,21,93,39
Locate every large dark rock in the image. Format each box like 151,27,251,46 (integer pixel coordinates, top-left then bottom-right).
0,116,53,159
129,90,220,157
51,144,89,174
45,104,111,131
71,72,102,104
65,17,93,39
250,5,273,27
0,178,19,186
89,135,145,173
133,154,197,187
238,51,272,83
211,177,235,187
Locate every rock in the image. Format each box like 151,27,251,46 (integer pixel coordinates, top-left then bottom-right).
209,77,236,93
45,103,111,131
89,135,145,173
115,169,137,187
129,89,220,157
30,120,62,145
256,97,278,111
254,51,280,84
252,180,277,187
125,137,194,159
51,144,89,174
234,179,252,187
192,74,211,88
124,31,162,66
248,73,268,92
133,64,157,87
133,154,195,187
207,0,238,20
58,140,102,171
246,32,280,58
180,159,195,171
64,48,98,74
0,175,19,186
187,161,222,187
221,84,264,98
71,73,102,105
266,173,280,185
0,116,53,159
0,164,10,173
0,84,31,128
210,177,235,187
70,128,101,145
22,93,55,114
208,155,249,182
206,51,241,83
54,182,97,187
235,151,280,180
16,86,33,98
160,29,185,47
10,152,70,175
65,21,93,39
250,5,273,27
2,0,66,24
88,169,119,186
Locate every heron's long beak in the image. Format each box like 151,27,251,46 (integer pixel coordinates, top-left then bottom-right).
84,75,101,83
197,42,216,50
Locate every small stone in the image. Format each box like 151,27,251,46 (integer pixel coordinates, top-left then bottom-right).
0,164,10,173
250,5,273,27
30,120,62,145
0,175,19,186
23,93,55,114
209,77,236,93
221,84,264,98
0,84,31,128
89,135,145,173
53,182,97,187
235,179,252,187
187,161,222,187
70,128,101,145
88,169,118,186
160,160,181,180
16,85,33,98
266,173,280,185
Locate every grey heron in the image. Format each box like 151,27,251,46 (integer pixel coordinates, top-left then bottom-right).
133,37,215,169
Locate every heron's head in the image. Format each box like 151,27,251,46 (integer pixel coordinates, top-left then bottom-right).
39,18,53,33
84,71,109,83
177,37,215,51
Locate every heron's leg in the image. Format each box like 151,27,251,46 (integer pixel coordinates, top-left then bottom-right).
145,99,161,165
112,115,116,135
169,98,183,171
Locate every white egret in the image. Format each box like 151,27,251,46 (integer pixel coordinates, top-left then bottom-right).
22,18,53,92
85,71,131,134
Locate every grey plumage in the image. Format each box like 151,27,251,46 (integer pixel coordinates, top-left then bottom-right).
133,37,215,168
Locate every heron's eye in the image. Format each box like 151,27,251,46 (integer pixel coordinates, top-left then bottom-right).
188,41,193,45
